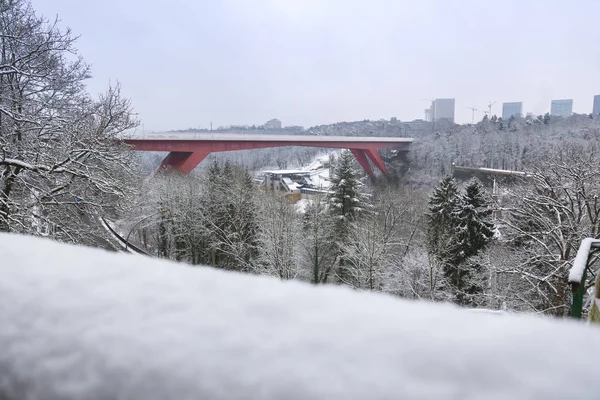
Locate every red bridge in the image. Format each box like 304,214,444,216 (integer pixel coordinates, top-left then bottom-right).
124,134,413,177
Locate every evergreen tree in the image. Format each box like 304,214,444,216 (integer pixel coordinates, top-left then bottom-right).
508,115,516,132
446,178,495,305
327,150,365,282
427,177,495,306
543,112,551,125
426,175,460,256
327,150,365,241
454,178,495,259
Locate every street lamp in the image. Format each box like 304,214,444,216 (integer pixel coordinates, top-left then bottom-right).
125,209,169,251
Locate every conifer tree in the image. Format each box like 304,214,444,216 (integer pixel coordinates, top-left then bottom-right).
426,175,460,257
327,150,365,282
327,150,364,239
453,178,495,260
427,176,495,306
446,178,495,305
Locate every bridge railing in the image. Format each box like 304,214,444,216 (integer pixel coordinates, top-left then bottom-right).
99,217,153,257
568,238,600,319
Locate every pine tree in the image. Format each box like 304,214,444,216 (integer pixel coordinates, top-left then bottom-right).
543,112,551,125
426,175,460,256
427,177,495,306
327,150,365,241
454,178,495,259
446,178,495,305
327,150,365,282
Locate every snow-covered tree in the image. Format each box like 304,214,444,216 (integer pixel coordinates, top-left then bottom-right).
453,179,495,259
504,142,600,316
254,193,303,280
342,187,413,291
327,150,366,282
200,161,257,271
327,150,365,232
426,176,460,258
446,178,495,305
129,160,257,269
301,192,336,284
384,247,448,301
0,0,139,244
426,177,494,306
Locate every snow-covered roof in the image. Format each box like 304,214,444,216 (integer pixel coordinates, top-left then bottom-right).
2,233,600,399
306,160,324,171
309,169,331,188
281,177,301,192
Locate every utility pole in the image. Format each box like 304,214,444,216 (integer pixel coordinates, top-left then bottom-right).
467,106,479,124
210,121,213,131
487,101,497,118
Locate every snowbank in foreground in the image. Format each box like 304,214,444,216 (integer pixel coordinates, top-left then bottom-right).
1,234,600,400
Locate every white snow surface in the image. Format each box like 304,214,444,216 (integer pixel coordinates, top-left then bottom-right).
2,233,600,400
568,238,600,283
294,198,310,213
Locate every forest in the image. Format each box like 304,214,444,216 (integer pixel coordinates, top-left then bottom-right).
125,114,600,317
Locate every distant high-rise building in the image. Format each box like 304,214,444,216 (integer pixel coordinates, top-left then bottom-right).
502,102,523,119
593,95,600,115
264,119,282,129
424,108,432,122
430,98,455,122
550,99,573,117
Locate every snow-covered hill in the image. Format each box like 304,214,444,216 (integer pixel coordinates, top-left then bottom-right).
1,233,600,399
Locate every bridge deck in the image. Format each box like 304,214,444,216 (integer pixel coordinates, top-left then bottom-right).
124,134,413,176
128,133,413,144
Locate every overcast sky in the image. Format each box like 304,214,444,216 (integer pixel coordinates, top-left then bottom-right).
36,0,600,131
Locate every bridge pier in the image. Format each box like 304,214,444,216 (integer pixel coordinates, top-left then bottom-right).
349,149,374,177
160,151,211,174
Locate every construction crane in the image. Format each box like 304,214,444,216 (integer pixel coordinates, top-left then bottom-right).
487,101,497,118
466,106,479,124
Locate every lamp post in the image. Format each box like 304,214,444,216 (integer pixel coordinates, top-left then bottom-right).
125,209,169,251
